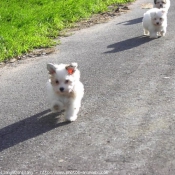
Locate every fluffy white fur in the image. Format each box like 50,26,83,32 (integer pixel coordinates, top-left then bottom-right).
154,0,170,11
142,8,167,38
46,62,84,122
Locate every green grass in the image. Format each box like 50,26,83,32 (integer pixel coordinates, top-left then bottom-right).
0,0,133,62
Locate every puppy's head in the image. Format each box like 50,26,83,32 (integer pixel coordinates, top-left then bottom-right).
154,0,167,8
47,63,80,94
150,9,167,26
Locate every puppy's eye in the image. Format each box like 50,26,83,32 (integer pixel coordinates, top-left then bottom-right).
65,80,69,84
160,18,162,20
55,80,59,84
154,18,157,20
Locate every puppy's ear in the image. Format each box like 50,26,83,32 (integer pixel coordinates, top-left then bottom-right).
65,62,78,75
47,63,56,74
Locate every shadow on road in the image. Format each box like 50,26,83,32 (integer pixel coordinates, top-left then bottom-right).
116,17,143,25
0,110,70,152
104,36,153,54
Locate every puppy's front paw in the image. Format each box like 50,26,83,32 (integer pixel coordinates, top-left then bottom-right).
160,32,166,37
143,30,149,36
66,115,78,122
51,104,60,112
149,32,158,38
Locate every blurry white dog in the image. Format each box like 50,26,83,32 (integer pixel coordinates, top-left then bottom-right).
154,0,170,11
46,62,84,122
142,8,167,38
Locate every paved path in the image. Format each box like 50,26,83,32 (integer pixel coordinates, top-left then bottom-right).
1,0,175,174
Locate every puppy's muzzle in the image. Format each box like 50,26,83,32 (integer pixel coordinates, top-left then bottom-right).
60,87,64,92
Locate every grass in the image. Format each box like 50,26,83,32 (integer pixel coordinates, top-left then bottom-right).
0,0,134,62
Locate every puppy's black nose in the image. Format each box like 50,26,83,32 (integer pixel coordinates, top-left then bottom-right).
157,22,159,25
60,87,64,92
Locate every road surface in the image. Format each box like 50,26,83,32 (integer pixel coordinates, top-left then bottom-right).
1,0,175,174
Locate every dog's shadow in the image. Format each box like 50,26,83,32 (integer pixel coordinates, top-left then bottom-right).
116,17,143,25
0,110,70,152
104,36,153,54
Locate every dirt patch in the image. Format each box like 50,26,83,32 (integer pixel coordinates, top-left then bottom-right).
63,4,130,34
141,3,153,9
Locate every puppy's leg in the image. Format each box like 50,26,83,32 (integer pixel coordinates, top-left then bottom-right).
160,28,166,37
150,31,158,38
65,98,82,122
143,29,149,36
51,101,64,113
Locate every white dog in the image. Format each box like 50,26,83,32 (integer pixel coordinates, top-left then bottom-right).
46,62,84,122
154,0,170,11
142,8,167,38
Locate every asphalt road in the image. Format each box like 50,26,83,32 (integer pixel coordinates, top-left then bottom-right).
1,0,175,174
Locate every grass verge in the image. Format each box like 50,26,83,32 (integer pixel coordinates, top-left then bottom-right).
0,0,134,62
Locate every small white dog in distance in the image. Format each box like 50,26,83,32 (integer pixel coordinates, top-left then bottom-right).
154,0,170,11
46,62,84,122
142,8,167,38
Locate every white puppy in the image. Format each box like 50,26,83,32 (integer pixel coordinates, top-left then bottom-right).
154,0,170,11
46,62,84,122
142,8,167,38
